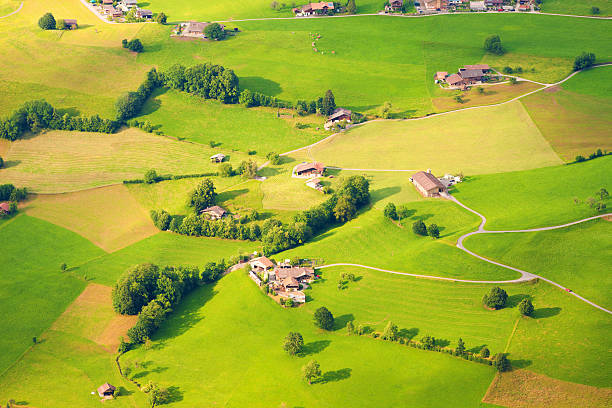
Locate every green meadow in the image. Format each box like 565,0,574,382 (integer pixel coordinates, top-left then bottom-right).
0,216,103,374
540,0,612,16
451,156,612,230
465,218,612,310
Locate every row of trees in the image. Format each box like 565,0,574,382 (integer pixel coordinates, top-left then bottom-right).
163,63,240,104
0,100,118,141
295,89,336,116
412,219,440,239
574,148,608,163
238,89,287,108
115,68,163,121
573,52,596,71
482,286,535,317
0,184,27,202
113,262,226,344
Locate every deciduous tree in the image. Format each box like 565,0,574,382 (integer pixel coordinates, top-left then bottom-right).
204,23,226,40
427,223,440,239
38,13,56,30
455,338,466,355
483,34,504,55
493,353,511,372
482,286,508,310
314,306,334,330
283,332,304,355
412,220,427,236
188,178,217,213
302,360,321,384
518,298,534,316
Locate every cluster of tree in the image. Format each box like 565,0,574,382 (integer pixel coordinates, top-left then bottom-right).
574,148,608,163
155,12,167,24
484,35,504,56
163,63,240,104
0,100,118,141
238,89,287,108
113,262,225,344
313,306,334,330
170,212,262,241
573,52,596,71
347,0,357,13
261,175,370,254
502,66,530,74
411,219,440,239
122,38,144,53
0,184,27,202
483,286,508,310
583,187,609,213
204,22,226,40
337,272,357,290
266,152,283,165
218,160,259,179
188,178,216,212
38,12,56,30
0,201,18,218
295,89,336,116
115,68,162,121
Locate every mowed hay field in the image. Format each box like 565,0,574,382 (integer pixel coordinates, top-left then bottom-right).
451,156,612,230
0,283,145,408
521,67,612,161
465,218,612,310
308,101,562,175
121,270,496,408
25,184,158,252
0,0,20,16
0,128,251,193
0,216,103,374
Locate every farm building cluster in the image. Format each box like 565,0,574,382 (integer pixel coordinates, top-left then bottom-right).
435,64,494,89
324,107,352,129
414,0,518,13
248,256,317,304
174,21,237,39
410,170,461,197
92,0,152,21
293,2,336,16
292,162,327,192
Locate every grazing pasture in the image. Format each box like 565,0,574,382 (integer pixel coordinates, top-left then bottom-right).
307,101,562,175
431,81,542,111
451,156,611,230
25,184,158,252
0,216,103,374
465,218,612,310
121,270,496,408
0,128,251,193
540,0,612,16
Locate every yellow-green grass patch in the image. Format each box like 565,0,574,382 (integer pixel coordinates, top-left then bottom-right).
483,370,612,408
0,128,251,193
432,81,543,111
308,101,562,175
25,184,158,252
540,0,612,16
0,0,20,17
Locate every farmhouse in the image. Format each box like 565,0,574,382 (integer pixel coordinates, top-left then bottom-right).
328,108,352,123
385,0,404,12
424,0,449,11
293,162,325,178
446,73,464,87
294,1,335,15
250,256,275,272
200,205,227,220
97,383,116,398
464,64,491,72
434,71,448,82
136,8,153,18
102,4,114,14
181,21,227,38
64,19,78,29
410,170,447,197
0,202,10,215
459,68,486,84
274,266,315,283
210,153,226,163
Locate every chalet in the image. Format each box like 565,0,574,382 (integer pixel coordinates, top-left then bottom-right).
295,1,335,15
64,19,78,29
183,21,226,37
200,205,227,220
250,256,275,272
469,0,486,10
274,266,315,283
446,73,464,87
136,8,153,18
410,171,447,197
434,71,448,82
385,0,404,12
210,153,226,163
0,202,10,215
293,162,325,178
459,68,485,84
328,108,352,123
97,383,116,398
102,0,113,4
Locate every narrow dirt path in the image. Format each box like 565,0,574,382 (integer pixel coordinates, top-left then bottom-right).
0,1,23,19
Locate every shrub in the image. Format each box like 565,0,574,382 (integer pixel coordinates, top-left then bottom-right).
480,346,490,358
123,38,144,53
266,152,282,165
421,335,435,350
204,22,226,40
427,223,440,239
573,52,596,71
412,220,427,236
313,306,334,330
384,202,398,220
483,286,508,310
518,298,534,316
144,169,158,184
493,353,511,372
591,6,600,14
38,13,56,30
484,34,504,55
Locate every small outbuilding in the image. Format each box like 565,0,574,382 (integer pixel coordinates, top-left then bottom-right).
136,8,153,18
434,71,448,82
0,202,10,214
64,19,78,29
97,383,116,398
210,153,226,163
201,205,227,220
410,170,447,197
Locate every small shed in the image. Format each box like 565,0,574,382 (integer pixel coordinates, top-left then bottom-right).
210,153,226,163
64,19,78,29
97,383,116,398
434,71,448,81
0,202,10,214
201,205,227,220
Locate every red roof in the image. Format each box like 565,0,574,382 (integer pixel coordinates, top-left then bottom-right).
294,162,325,174
0,202,10,212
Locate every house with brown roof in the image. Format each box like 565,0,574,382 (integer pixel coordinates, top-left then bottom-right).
97,383,116,398
136,8,153,18
434,71,448,82
64,19,78,29
250,256,275,272
410,171,447,197
328,108,352,123
201,205,227,220
281,276,300,290
424,0,449,10
459,68,486,83
385,0,404,12
0,202,10,215
295,1,335,15
293,162,325,178
445,73,464,87
464,64,491,72
274,266,315,283
182,21,226,38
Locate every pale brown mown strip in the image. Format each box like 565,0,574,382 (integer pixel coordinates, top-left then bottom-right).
483,369,612,408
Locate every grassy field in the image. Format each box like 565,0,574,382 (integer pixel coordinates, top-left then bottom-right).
0,284,145,407
465,218,612,310
25,184,158,252
307,101,562,175
0,128,252,193
0,0,20,16
137,88,329,153
75,232,258,286
451,156,611,229
121,269,497,408
278,205,521,281
521,67,612,161
540,0,612,16
431,81,543,111
0,215,104,374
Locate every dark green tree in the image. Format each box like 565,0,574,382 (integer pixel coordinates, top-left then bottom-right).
591,6,600,14
382,321,398,341
188,178,217,213
38,13,56,30
238,160,258,179
480,346,490,358
346,320,354,334
334,196,357,222
427,223,440,239
455,338,466,355
384,202,397,220
60,263,67,272
144,169,158,184
127,38,144,53
598,188,609,200
412,220,427,236
204,23,226,40
0,156,3,168
492,353,511,372
347,0,357,13
573,52,596,71
421,335,435,350
218,163,234,177
482,286,508,310
313,306,334,330
155,12,167,23
483,34,504,55
283,332,304,355
321,89,336,116
518,298,534,316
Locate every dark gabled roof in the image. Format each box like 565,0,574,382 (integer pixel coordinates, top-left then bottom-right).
412,171,445,191
295,162,325,174
97,383,116,394
201,205,227,217
459,68,484,79
328,108,352,121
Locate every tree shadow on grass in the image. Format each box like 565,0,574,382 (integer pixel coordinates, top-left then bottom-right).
217,188,249,203
116,386,134,396
138,87,169,116
532,307,561,319
241,77,282,97
167,386,184,403
301,340,331,357
333,314,354,331
435,338,450,348
2,160,21,168
468,344,487,354
131,364,168,380
55,107,81,116
506,294,531,308
510,359,532,369
370,186,401,204
318,368,352,383
398,327,419,341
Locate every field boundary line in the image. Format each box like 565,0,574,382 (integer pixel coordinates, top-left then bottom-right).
0,1,23,19
504,317,520,353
